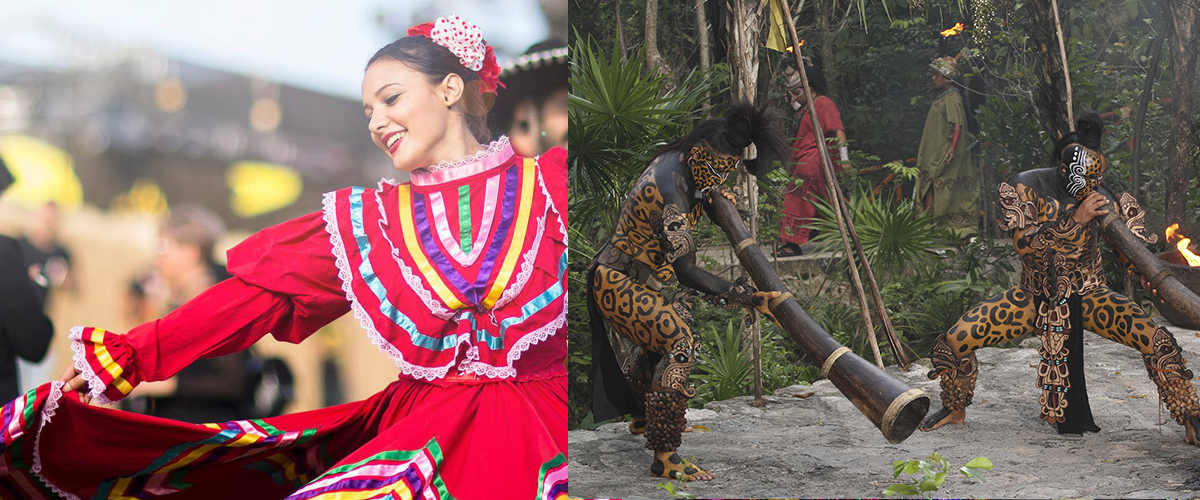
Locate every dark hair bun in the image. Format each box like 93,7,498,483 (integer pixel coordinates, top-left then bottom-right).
725,116,753,149
1075,110,1103,149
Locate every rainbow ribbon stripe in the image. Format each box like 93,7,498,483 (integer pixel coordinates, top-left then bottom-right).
0,386,54,498
284,438,452,500
535,454,567,500
397,158,537,311
93,419,321,498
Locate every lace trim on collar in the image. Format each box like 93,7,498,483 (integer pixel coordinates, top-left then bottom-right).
410,135,513,184
425,135,509,172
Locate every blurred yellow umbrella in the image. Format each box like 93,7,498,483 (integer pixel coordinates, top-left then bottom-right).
226,161,303,218
0,134,84,209
110,177,170,217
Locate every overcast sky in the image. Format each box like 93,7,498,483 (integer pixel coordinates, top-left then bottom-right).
0,0,549,99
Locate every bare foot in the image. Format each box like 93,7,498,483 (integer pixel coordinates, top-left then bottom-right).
650,451,714,481
1185,416,1200,446
919,407,965,431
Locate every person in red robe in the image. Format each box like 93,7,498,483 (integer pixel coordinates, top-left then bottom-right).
776,57,848,257
0,15,566,500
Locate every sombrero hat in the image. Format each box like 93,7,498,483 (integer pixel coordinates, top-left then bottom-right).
488,40,569,136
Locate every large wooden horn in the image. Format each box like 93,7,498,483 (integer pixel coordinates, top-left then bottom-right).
1100,204,1200,327
703,192,930,443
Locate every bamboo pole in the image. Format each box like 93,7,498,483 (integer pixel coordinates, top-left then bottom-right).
1052,0,1073,126
777,0,909,368
777,6,879,369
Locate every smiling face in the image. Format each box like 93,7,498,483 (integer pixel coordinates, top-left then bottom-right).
362,59,461,171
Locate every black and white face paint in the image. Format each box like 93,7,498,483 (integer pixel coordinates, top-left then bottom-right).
1061,144,1105,201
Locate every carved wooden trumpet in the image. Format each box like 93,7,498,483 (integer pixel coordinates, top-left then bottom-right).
703,192,930,443
1099,200,1200,328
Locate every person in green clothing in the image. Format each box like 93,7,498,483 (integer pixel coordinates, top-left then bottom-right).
915,52,978,238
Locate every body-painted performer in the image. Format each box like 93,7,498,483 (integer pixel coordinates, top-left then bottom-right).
920,111,1200,444
0,16,567,500
588,103,787,481
776,58,848,257
915,53,978,238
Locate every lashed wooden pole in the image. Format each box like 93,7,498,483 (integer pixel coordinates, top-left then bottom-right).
777,0,909,368
1052,0,1074,125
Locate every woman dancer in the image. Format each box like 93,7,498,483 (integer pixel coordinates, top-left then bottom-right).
0,15,566,500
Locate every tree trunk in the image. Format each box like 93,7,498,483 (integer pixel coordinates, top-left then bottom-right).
1164,0,1198,226
726,0,760,100
616,0,627,59
1131,35,1165,199
1026,0,1072,143
695,0,711,76
727,0,764,403
645,0,669,76
816,0,837,102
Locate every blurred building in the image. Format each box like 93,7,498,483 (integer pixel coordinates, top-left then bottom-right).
0,46,389,230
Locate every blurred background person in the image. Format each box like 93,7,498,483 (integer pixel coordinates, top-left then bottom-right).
17,202,74,303
915,52,978,239
121,206,260,423
776,56,848,257
490,40,568,156
0,159,54,402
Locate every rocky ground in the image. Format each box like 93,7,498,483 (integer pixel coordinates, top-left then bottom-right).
569,318,1200,499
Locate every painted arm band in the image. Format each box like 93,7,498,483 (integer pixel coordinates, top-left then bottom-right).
997,182,1035,232
661,203,696,264
1104,192,1158,281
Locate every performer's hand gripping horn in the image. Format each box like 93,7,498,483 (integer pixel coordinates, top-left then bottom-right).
1099,197,1200,327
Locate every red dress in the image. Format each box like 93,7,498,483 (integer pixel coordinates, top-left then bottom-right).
0,138,569,500
778,96,844,246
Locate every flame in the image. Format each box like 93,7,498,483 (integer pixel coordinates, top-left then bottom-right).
941,23,965,37
1166,223,1200,266
785,40,805,52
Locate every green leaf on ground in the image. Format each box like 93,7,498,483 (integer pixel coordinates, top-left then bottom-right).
883,484,919,496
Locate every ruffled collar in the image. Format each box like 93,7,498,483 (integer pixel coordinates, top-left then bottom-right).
409,136,515,187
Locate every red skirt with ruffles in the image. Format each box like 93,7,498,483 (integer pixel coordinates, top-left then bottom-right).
0,373,566,500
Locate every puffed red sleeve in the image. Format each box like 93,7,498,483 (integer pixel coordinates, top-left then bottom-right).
816,96,844,135
539,146,568,227
70,210,350,405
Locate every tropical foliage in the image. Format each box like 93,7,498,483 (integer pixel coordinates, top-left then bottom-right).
568,0,1200,430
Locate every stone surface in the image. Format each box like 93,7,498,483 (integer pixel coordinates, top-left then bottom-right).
569,318,1200,499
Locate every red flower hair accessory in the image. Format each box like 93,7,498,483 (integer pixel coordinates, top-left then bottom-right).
407,15,503,93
